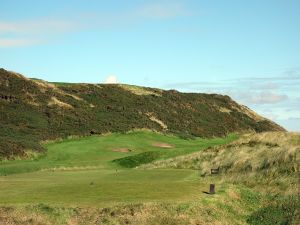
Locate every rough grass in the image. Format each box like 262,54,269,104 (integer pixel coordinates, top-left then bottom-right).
247,195,300,225
0,185,280,225
2,185,298,225
141,131,300,209
142,132,300,178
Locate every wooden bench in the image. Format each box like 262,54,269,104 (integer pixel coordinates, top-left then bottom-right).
211,167,220,175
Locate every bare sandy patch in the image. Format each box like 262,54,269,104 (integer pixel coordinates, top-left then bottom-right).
152,142,174,148
48,97,73,109
118,84,162,96
145,112,168,130
219,107,231,113
112,148,132,153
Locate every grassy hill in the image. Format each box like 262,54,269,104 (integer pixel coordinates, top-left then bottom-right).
0,68,284,159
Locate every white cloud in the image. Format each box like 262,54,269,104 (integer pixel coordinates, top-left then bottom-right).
255,82,279,90
0,38,41,47
104,75,118,84
0,19,80,48
0,2,191,48
0,20,78,35
247,91,288,104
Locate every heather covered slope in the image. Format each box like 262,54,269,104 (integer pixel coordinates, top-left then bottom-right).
0,68,284,158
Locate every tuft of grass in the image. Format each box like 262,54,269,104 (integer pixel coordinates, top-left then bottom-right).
247,195,300,225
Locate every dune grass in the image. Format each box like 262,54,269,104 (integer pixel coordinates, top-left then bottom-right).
142,132,300,177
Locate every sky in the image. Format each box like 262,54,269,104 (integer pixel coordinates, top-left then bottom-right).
0,0,299,131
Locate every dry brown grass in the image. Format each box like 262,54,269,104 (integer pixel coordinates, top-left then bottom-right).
0,186,259,225
32,78,87,104
232,104,265,122
142,132,300,180
48,97,73,109
218,106,232,114
145,112,168,130
118,84,162,97
0,207,51,225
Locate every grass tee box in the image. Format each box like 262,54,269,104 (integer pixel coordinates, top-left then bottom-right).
0,169,203,207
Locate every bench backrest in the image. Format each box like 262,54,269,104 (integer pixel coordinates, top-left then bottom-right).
211,168,220,174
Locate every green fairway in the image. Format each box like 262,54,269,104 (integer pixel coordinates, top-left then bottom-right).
0,131,237,176
0,131,236,206
0,169,204,207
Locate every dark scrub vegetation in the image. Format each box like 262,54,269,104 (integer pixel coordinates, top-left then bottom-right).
0,68,284,159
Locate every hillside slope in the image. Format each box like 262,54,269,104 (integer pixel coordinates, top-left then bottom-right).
0,68,284,159
143,132,299,181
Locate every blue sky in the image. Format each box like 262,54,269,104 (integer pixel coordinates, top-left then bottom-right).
0,0,299,131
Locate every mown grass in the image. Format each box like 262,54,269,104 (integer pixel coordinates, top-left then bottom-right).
0,169,204,207
0,131,237,207
0,131,237,175
2,181,297,225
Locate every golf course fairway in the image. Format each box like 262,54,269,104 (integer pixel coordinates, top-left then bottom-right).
0,131,236,207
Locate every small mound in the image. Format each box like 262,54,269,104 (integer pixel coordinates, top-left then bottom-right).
152,142,174,148
112,148,132,153
112,151,161,168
